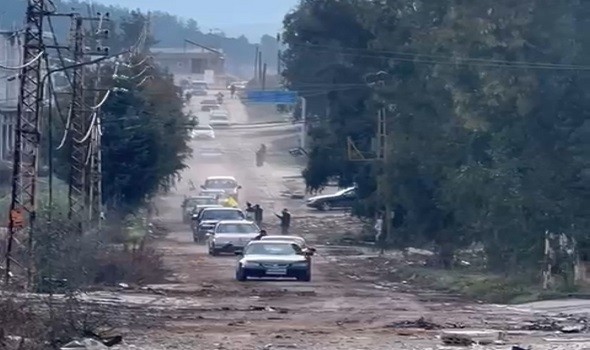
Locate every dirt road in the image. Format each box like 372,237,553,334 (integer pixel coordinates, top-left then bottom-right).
107,93,588,349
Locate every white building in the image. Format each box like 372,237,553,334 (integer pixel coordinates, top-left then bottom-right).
0,30,20,165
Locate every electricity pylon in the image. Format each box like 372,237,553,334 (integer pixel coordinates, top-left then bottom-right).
4,0,47,286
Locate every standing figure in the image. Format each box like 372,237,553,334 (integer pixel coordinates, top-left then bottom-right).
245,202,255,221
254,204,263,227
275,208,291,235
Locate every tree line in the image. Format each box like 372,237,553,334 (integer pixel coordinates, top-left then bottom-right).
281,0,590,277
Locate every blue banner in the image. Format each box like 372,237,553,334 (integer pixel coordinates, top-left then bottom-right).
244,90,298,104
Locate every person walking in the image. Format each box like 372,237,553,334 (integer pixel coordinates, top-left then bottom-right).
275,208,291,235
254,204,263,227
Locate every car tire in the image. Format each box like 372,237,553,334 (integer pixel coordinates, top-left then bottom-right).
320,202,331,211
298,270,311,282
236,268,247,281
209,247,219,256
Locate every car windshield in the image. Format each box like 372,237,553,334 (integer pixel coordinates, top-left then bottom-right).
195,126,212,131
245,243,301,256
185,197,217,206
335,187,355,196
204,179,237,189
211,116,227,121
201,210,244,220
216,223,258,234
262,237,305,245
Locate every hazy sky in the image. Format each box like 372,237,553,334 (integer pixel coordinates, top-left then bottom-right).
94,0,300,42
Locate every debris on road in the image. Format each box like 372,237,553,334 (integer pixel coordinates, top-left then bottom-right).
386,317,442,330
61,338,108,350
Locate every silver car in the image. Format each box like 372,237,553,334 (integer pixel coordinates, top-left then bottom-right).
260,235,316,256
235,240,311,282
207,220,260,255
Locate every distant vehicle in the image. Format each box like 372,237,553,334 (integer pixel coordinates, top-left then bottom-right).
200,104,220,112
201,176,241,199
181,195,218,223
191,125,215,139
192,88,207,96
206,220,261,255
190,204,223,233
198,188,227,200
209,113,230,127
191,80,208,90
235,240,312,281
306,186,357,211
260,235,316,256
193,207,246,243
200,99,218,105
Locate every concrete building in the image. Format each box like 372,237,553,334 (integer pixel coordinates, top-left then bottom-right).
151,47,225,84
0,30,20,166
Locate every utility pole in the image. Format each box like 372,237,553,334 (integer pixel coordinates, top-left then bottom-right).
4,0,47,286
67,15,87,230
67,12,108,230
258,51,262,82
254,45,259,81
261,63,267,90
87,12,110,229
347,107,391,253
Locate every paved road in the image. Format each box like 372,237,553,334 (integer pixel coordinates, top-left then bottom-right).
111,92,588,349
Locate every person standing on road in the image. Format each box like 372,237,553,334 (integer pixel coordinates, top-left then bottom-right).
254,204,263,227
230,84,236,99
275,208,291,235
245,202,255,221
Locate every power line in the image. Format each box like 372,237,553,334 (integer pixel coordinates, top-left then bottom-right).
286,42,590,71
0,51,44,70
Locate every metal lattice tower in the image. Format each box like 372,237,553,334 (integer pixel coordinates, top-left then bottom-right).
4,0,46,285
67,15,88,227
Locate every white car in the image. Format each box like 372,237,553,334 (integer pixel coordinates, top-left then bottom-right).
209,111,230,127
201,176,241,199
191,125,215,139
207,220,260,255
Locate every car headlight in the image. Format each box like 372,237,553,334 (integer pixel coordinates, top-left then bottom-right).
243,262,260,268
290,262,308,267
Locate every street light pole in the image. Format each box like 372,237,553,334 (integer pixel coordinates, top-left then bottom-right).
300,96,307,150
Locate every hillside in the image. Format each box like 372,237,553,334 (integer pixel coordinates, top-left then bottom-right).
2,0,280,78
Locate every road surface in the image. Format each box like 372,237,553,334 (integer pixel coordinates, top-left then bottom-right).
107,92,588,349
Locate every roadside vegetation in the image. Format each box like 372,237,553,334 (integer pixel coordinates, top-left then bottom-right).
282,0,590,300
1,11,187,348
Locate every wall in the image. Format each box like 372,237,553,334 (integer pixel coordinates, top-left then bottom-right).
0,31,20,166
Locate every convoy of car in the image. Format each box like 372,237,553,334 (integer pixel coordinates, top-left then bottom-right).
184,91,317,282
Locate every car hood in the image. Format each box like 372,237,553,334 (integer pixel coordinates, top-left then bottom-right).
199,220,220,225
307,193,337,202
242,255,307,264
